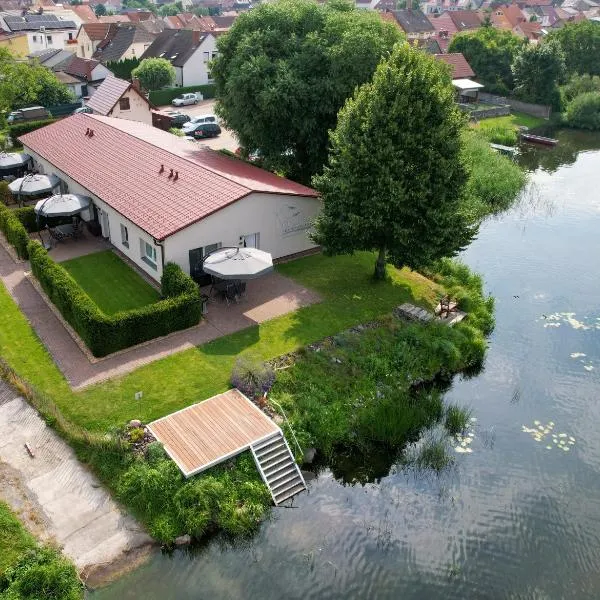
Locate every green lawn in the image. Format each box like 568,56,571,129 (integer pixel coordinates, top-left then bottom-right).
473,112,546,146
60,250,160,315
0,252,440,431
0,502,34,576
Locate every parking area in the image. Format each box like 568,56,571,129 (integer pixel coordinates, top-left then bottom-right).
157,98,239,152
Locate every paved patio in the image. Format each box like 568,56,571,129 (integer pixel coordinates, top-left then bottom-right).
0,240,321,390
32,228,112,263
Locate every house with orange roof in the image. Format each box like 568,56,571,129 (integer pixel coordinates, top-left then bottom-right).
491,3,527,30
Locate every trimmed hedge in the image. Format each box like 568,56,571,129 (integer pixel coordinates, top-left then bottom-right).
8,118,59,139
106,57,141,82
28,242,202,357
0,181,13,206
0,203,30,259
148,84,217,106
14,206,40,233
161,261,198,297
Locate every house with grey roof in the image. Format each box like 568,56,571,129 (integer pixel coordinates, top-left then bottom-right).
1,12,78,53
91,23,155,64
140,29,218,87
389,8,436,39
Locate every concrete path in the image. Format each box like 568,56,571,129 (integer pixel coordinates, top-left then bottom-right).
0,240,320,390
0,380,152,585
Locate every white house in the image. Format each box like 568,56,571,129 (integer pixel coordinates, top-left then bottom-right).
140,29,218,87
0,13,78,52
19,115,321,283
86,76,153,124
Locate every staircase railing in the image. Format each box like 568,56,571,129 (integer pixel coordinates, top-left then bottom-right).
267,395,303,459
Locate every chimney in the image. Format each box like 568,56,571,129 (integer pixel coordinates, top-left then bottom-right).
173,171,179,182
192,29,201,45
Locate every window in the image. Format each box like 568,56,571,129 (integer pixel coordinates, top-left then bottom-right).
203,51,210,64
68,32,73,40
241,233,259,248
32,35,37,42
120,224,129,248
119,97,131,111
140,238,157,269
47,35,52,43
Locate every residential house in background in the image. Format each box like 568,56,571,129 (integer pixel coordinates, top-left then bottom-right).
428,11,459,52
0,12,77,53
69,4,98,24
19,115,321,283
435,52,483,102
0,30,28,55
91,23,155,64
76,22,110,58
98,14,131,24
30,47,74,69
61,56,112,97
140,29,218,87
86,76,153,124
54,70,86,98
491,3,527,30
447,10,483,31
385,8,436,39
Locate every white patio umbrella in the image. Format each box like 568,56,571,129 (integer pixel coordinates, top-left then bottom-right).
9,174,60,196
0,152,30,172
34,194,91,218
202,247,274,280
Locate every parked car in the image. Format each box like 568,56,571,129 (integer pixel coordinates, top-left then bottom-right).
191,123,221,139
172,93,199,107
7,106,51,123
181,114,218,134
165,111,191,128
73,106,93,114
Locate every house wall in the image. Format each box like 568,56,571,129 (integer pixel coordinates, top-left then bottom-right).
22,146,164,281
163,192,321,276
174,65,183,87
76,28,97,58
27,30,75,53
106,87,153,124
67,81,86,98
181,34,217,87
0,33,30,57
126,40,152,60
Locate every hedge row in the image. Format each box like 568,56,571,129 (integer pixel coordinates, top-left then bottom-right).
28,243,202,357
8,118,59,139
149,84,216,106
0,181,13,205
14,206,40,232
0,203,30,259
106,57,141,82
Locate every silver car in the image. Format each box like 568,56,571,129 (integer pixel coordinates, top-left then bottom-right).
172,93,199,107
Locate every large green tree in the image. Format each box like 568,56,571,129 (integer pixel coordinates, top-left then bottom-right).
312,43,474,280
548,21,600,77
94,3,106,16
448,27,525,95
131,57,175,91
0,49,74,113
512,40,565,108
211,0,403,184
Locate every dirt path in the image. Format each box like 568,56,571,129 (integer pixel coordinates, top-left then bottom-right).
0,380,153,587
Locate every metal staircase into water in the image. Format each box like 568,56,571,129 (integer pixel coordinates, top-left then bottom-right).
251,432,306,505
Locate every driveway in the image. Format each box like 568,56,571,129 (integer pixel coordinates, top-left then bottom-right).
158,98,239,152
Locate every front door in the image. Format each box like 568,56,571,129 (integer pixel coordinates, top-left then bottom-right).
99,209,110,239
242,233,259,248
189,247,211,286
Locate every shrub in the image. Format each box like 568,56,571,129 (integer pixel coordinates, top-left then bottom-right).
414,434,454,472
106,57,141,81
8,119,58,139
161,262,198,297
561,74,600,104
564,92,600,130
148,84,217,106
0,203,30,259
0,181,14,206
27,242,202,357
13,206,39,233
231,355,275,399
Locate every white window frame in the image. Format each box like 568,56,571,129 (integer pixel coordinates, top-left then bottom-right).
140,238,157,269
46,35,52,43
241,233,260,249
120,224,129,248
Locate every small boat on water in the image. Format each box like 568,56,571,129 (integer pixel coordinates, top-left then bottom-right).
520,133,559,146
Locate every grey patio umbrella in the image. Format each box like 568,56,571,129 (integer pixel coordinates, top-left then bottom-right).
34,194,91,218
202,247,274,280
9,174,60,196
0,152,31,172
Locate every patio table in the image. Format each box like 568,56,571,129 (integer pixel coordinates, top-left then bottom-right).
54,224,75,237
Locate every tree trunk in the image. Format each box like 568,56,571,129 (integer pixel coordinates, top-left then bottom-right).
374,246,386,280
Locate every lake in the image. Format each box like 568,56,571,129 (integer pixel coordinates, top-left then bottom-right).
91,130,600,600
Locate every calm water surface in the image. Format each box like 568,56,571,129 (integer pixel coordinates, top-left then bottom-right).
92,131,600,600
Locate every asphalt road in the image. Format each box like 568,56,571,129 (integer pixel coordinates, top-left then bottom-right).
158,99,239,152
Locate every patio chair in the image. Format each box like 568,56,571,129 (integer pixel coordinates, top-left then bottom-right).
223,283,239,306
71,219,83,239
46,225,67,245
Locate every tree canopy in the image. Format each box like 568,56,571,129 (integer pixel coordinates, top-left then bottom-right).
448,27,525,95
548,21,600,77
158,2,183,16
564,92,600,130
0,49,74,113
512,40,565,108
312,43,474,279
94,3,106,16
131,57,176,91
211,0,404,184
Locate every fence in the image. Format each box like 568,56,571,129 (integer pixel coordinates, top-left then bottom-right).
479,92,551,119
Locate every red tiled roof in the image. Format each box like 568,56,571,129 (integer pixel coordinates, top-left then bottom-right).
429,12,459,36
515,20,542,38
165,15,184,28
448,9,483,30
80,22,111,40
86,76,132,115
70,4,98,23
98,14,131,23
19,115,317,240
434,53,475,79
64,56,100,80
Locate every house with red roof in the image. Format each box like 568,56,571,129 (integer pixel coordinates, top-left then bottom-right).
19,115,321,282
86,76,153,125
434,53,484,102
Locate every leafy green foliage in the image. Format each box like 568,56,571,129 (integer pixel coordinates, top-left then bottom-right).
414,434,454,472
444,404,472,435
212,0,403,184
271,260,492,457
12,207,38,233
161,262,198,298
0,502,34,577
461,129,527,221
27,242,201,356
94,3,106,16
158,1,182,16
106,58,141,82
512,41,565,109
313,43,474,279
0,547,83,600
449,27,526,94
547,21,600,77
8,119,58,139
0,181,13,206
148,84,216,105
564,92,600,130
131,58,176,91
561,74,600,103
0,204,30,259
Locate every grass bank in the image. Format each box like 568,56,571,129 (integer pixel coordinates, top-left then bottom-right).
270,259,492,477
472,112,546,146
0,502,83,599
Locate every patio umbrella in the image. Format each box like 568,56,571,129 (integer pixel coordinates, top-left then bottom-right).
0,152,31,172
34,194,91,218
202,247,274,280
9,174,60,196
